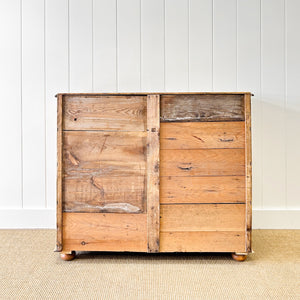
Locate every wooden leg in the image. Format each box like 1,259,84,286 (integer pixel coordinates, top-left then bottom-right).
231,253,247,261
60,251,76,261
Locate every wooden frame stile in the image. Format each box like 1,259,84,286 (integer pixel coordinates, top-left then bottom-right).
147,94,160,253
244,93,252,253
55,94,63,252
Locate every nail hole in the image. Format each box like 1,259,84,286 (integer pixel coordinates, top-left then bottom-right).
74,118,77,121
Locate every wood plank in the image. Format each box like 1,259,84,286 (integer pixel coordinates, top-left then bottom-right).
160,122,245,149
160,231,246,253
160,94,244,122
147,95,160,253
63,176,145,213
62,213,147,252
160,176,245,204
160,204,245,232
245,94,252,252
63,95,146,131
56,95,63,252
63,131,146,179
160,149,245,176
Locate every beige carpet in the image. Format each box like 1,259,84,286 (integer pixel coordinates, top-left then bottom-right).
0,230,299,300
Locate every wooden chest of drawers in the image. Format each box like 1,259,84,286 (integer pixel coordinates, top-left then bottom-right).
56,92,252,261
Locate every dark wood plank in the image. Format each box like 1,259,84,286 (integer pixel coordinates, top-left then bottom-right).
160,204,246,232
147,95,160,253
55,94,63,252
160,176,245,204
63,131,146,179
160,149,245,176
63,95,146,131
62,213,147,252
160,231,246,252
160,121,245,149
160,94,244,122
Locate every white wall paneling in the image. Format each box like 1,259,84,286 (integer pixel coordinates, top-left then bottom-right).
0,0,299,228
22,0,46,208
0,0,22,208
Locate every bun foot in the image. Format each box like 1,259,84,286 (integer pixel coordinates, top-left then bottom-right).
231,253,247,261
60,251,76,261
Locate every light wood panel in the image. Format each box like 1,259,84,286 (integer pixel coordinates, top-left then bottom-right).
160,204,246,232
146,95,160,252
160,122,245,149
160,149,245,176
22,0,46,208
62,213,147,252
63,96,146,131
0,0,22,208
160,94,244,122
160,231,246,253
160,176,245,204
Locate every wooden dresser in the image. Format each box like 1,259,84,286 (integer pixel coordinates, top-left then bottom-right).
56,93,252,261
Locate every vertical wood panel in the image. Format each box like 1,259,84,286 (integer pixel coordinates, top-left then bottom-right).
141,0,164,92
69,0,93,92
22,0,45,208
45,0,68,208
237,0,261,209
0,0,22,208
261,0,286,208
165,0,189,91
93,0,117,92
213,0,237,91
117,0,141,92
189,0,213,91
286,0,300,209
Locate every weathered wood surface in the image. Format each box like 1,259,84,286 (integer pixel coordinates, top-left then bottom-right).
160,176,245,204
147,95,160,253
160,204,245,232
160,149,245,176
160,231,246,252
56,94,63,252
63,95,146,131
160,122,245,149
62,213,147,252
63,176,146,213
63,131,146,179
160,94,244,122
245,94,252,252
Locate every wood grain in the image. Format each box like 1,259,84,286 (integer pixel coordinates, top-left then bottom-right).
160,231,246,252
160,121,245,149
160,204,246,232
245,94,252,252
63,176,146,213
62,213,147,252
63,131,146,179
147,95,160,253
56,94,63,252
63,95,146,131
160,94,244,122
160,149,245,176
160,176,245,204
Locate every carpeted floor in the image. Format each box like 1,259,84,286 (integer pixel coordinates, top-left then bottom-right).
0,230,299,299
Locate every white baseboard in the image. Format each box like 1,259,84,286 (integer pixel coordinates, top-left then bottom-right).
0,208,299,229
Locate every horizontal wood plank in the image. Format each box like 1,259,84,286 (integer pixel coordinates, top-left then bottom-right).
160,176,245,204
160,204,246,232
160,122,245,149
62,213,147,252
160,94,244,122
160,149,245,176
63,131,146,179
63,95,146,131
63,176,146,213
160,231,246,252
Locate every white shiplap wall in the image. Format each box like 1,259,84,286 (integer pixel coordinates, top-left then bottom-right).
0,0,299,228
